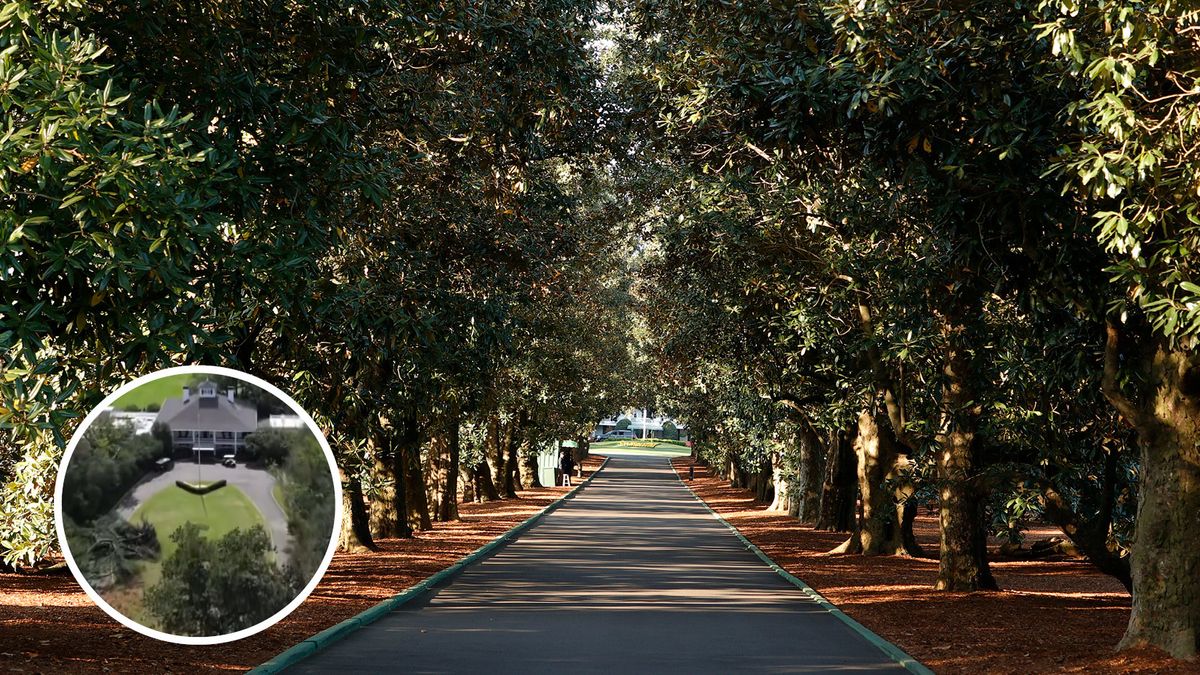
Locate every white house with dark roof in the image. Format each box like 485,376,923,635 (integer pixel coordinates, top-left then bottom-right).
595,409,687,440
155,380,259,461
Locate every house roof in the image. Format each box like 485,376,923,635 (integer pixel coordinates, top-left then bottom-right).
157,391,258,432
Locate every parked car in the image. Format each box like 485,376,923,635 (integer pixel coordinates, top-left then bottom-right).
599,429,636,440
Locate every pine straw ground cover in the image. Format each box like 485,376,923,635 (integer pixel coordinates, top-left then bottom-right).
670,456,1199,675
0,455,606,674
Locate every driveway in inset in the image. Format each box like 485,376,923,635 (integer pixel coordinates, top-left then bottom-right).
117,462,292,564
287,454,911,674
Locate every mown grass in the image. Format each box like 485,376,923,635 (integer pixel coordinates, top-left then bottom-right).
110,484,267,627
112,374,196,411
590,438,692,458
131,483,266,559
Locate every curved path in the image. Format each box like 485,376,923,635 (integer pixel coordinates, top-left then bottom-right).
117,463,292,564
290,454,911,673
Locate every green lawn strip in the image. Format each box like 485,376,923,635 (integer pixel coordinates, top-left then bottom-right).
108,484,268,627
112,373,196,410
272,481,289,518
590,440,691,458
131,483,268,560
591,438,688,448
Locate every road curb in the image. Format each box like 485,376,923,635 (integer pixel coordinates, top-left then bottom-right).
248,456,611,674
672,461,935,675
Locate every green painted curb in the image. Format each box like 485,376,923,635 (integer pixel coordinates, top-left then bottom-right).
248,457,611,674
672,463,935,675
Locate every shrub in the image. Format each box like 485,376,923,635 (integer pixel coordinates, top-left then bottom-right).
244,428,299,466
61,419,163,524
175,479,228,495
146,524,294,636
662,420,680,440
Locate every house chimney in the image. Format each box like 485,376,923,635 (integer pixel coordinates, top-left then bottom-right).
227,388,235,403
182,386,190,402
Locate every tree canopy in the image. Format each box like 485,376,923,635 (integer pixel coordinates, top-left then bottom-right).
2,0,1199,662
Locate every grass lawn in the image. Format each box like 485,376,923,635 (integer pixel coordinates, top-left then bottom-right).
590,439,692,458
107,484,267,627
112,373,197,411
272,482,287,516
131,483,267,559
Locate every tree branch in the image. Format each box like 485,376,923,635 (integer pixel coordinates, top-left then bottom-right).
1101,320,1144,428
856,302,919,450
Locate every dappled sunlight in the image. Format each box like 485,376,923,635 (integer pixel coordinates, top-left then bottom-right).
668,455,1166,675
289,455,916,673
0,467,601,673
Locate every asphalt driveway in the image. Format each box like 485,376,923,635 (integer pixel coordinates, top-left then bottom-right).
117,461,292,564
286,455,911,674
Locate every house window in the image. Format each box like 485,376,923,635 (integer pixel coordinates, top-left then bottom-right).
218,431,233,440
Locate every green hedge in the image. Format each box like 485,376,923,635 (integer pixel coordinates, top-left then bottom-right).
175,479,228,495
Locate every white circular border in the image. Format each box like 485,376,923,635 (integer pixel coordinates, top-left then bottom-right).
53,365,344,645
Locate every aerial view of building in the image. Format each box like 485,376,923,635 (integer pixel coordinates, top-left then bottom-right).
60,371,336,638
156,380,259,461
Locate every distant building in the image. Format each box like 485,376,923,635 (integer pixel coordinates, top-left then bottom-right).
102,409,159,436
155,381,258,461
260,414,304,429
595,409,687,440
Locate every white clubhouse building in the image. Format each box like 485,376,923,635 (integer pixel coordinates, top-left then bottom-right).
156,381,259,460
595,409,687,440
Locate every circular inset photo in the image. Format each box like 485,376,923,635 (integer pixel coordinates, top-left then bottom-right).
54,366,341,644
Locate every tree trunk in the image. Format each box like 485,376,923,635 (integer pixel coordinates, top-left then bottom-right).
390,417,418,538
488,416,509,496
1103,329,1200,659
767,445,792,513
473,459,501,502
405,437,432,531
506,439,522,495
499,417,519,498
817,425,857,532
795,422,824,524
422,433,443,522
459,460,476,504
503,427,522,498
726,451,746,488
935,310,997,591
900,499,922,556
524,438,542,489
755,458,773,503
1040,444,1131,590
368,442,399,539
425,432,445,520
438,407,461,522
835,410,906,555
856,300,923,556
339,471,376,552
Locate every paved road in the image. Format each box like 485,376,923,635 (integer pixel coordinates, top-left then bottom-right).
290,455,910,674
117,462,292,564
